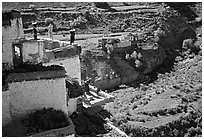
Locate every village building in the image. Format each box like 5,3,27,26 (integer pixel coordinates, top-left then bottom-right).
2,9,113,130
2,9,82,127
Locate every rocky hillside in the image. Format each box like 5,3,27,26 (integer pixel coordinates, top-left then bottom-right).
78,2,202,137
80,3,197,88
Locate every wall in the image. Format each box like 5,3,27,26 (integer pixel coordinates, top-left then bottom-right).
8,78,68,119
2,90,12,126
22,40,44,64
44,55,81,84
94,78,121,90
2,18,24,70
67,98,77,116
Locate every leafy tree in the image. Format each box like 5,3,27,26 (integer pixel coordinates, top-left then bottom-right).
45,18,54,26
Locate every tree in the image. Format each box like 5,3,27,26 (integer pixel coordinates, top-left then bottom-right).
45,18,54,26
29,4,37,10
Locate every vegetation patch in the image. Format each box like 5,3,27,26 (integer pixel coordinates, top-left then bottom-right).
23,108,70,134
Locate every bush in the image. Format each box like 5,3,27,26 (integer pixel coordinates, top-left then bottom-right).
24,108,70,133
29,4,37,10
188,127,196,136
45,18,54,26
70,16,87,29
66,78,84,98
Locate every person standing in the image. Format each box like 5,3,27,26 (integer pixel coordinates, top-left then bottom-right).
84,77,91,94
33,22,38,40
70,29,75,45
48,23,53,40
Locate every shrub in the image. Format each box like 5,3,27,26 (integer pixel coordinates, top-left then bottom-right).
66,78,84,98
70,16,87,29
188,127,196,136
24,108,70,133
29,4,37,10
45,18,54,26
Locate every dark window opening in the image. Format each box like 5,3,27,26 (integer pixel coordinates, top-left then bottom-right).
13,44,23,68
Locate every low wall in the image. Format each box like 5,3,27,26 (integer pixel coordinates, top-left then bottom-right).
43,39,61,50
94,78,121,90
31,116,75,137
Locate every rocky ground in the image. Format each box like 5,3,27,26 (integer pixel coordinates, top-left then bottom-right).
103,50,202,137
2,2,202,137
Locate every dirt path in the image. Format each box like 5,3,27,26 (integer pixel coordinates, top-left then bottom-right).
38,32,129,49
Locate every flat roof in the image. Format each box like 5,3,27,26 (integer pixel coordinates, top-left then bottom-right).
6,70,66,83
5,64,66,82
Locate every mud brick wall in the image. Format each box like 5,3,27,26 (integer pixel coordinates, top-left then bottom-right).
44,55,81,84
22,40,44,63
2,17,24,70
2,90,12,126
2,70,68,126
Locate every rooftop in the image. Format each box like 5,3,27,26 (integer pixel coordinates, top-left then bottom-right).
5,64,66,82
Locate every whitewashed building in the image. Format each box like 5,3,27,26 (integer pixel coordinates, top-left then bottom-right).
2,10,82,126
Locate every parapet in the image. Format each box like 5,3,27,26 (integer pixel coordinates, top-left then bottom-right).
6,64,66,83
